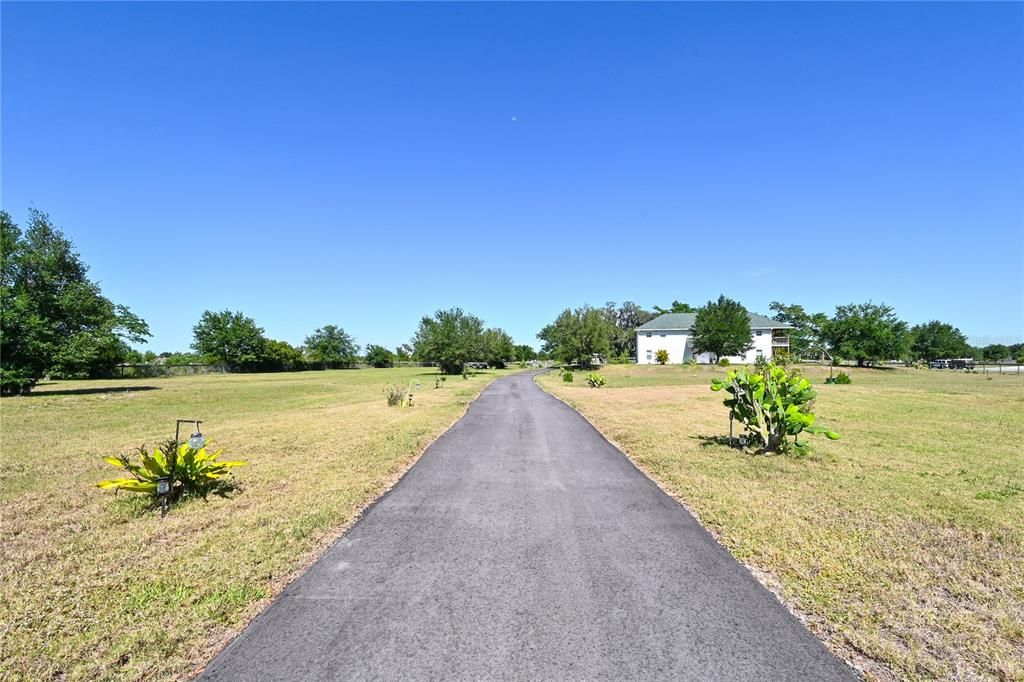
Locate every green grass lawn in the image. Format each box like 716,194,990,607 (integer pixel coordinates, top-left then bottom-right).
0,367,515,680
538,364,1024,681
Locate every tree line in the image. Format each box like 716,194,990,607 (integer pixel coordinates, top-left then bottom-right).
536,297,1024,368
2,210,1019,394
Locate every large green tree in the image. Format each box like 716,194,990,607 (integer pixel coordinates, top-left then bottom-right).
481,328,515,368
653,300,697,315
364,344,395,368
263,339,305,371
304,324,359,369
1,210,150,393
692,295,752,362
537,305,612,367
192,310,268,370
413,308,484,374
979,344,1010,362
768,301,829,359
822,302,908,366
514,344,538,362
604,301,656,359
909,321,972,361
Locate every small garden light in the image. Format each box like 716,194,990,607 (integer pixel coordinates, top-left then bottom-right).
175,419,203,450
188,429,206,449
156,476,171,517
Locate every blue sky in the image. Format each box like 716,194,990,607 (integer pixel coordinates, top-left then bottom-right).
3,2,1022,351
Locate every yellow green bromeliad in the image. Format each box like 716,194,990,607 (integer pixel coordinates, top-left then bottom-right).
98,440,245,500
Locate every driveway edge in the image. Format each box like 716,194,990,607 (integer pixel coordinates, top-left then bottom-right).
531,374,872,681
188,372,512,680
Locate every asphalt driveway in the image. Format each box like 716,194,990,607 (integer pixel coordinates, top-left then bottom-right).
201,371,857,681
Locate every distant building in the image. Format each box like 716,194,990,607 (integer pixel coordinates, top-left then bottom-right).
636,313,793,364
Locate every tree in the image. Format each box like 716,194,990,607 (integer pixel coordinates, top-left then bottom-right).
653,300,697,315
604,301,656,359
514,344,538,362
395,344,413,361
365,344,394,368
822,302,908,366
413,308,484,374
481,328,515,368
304,325,359,369
163,352,205,366
192,310,268,370
980,344,1010,362
768,301,828,359
537,305,613,367
655,349,669,365
264,339,305,371
1,209,151,393
692,295,752,362
909,321,972,361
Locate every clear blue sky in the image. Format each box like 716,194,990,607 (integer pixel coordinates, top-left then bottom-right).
3,2,1022,351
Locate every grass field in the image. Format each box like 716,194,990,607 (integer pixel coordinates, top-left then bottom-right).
0,367,515,681
538,364,1024,681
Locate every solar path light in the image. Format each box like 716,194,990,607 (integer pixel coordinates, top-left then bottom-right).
158,419,204,518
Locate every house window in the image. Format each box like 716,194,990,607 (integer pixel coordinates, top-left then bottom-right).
756,330,763,336
646,350,652,361
660,334,666,337
646,333,652,337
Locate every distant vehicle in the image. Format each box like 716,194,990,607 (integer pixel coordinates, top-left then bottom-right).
931,358,975,369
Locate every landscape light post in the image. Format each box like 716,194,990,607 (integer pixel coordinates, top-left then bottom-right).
160,419,205,518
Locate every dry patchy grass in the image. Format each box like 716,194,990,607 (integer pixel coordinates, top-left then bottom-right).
0,367,514,681
539,364,1024,681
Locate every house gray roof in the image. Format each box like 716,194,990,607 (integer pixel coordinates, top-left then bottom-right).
637,312,793,332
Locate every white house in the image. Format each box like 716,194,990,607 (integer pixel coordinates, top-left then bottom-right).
636,313,793,364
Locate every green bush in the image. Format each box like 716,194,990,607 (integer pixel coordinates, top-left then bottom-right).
684,358,697,367
718,357,730,367
655,349,669,365
835,372,852,384
586,372,605,388
97,439,245,501
710,364,839,455
385,383,409,406
561,368,574,383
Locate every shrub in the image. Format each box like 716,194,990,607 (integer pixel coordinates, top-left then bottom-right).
561,368,574,383
655,349,669,365
718,357,730,367
586,372,605,388
385,383,407,406
684,358,697,367
835,372,852,384
97,439,245,501
753,355,770,372
710,364,839,455
365,344,394,368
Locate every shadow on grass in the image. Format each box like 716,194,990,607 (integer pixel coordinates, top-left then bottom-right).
23,385,161,398
692,434,743,449
104,481,244,519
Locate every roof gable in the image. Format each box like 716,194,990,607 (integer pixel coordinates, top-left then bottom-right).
637,312,792,331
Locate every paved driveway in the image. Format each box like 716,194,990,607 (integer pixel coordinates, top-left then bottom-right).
201,371,857,681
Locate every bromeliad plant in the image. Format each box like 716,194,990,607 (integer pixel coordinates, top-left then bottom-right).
98,438,245,501
710,364,839,454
